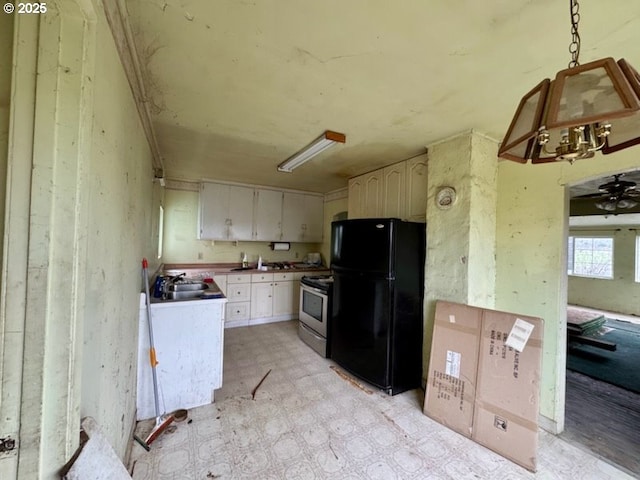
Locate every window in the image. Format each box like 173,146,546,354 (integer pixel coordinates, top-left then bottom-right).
567,236,614,279
636,235,640,283
157,205,164,259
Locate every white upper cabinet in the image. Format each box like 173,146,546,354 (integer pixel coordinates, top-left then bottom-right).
405,154,428,222
282,193,324,243
382,162,406,218
200,182,323,242
347,176,365,219
348,169,383,219
254,189,283,241
347,154,427,222
363,170,384,218
199,183,254,240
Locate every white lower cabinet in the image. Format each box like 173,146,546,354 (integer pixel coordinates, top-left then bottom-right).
226,302,250,323
217,270,328,328
251,281,274,319
224,273,252,327
273,280,294,316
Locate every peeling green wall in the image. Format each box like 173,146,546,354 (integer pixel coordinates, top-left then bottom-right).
568,227,639,316
424,131,497,381
162,189,322,265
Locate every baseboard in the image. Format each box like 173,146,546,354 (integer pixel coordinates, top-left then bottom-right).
124,409,138,473
224,319,249,329
538,414,561,434
249,314,296,326
225,315,299,329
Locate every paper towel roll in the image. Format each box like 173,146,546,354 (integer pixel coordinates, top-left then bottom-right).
271,242,290,251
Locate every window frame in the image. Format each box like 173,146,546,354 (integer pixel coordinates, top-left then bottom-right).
636,234,640,283
567,234,615,280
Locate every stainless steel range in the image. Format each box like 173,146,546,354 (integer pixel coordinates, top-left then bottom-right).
298,275,333,357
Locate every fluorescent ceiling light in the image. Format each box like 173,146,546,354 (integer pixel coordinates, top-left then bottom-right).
278,130,346,173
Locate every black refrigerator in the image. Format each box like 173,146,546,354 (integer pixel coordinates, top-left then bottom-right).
330,218,425,395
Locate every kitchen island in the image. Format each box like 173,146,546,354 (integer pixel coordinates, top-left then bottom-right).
136,292,227,420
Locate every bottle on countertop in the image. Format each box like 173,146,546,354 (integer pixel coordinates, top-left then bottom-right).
242,253,248,268
257,256,263,270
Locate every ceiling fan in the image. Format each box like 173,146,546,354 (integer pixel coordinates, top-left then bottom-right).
575,174,640,212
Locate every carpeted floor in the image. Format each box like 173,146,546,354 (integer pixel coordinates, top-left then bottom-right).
567,318,640,394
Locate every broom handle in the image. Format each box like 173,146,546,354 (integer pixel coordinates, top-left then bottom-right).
142,258,161,420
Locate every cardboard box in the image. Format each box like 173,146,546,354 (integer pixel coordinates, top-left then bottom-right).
423,301,543,472
423,301,482,437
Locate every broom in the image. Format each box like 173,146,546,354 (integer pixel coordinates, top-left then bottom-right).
141,258,174,446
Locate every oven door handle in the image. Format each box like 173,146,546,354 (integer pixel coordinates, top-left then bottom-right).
301,284,327,296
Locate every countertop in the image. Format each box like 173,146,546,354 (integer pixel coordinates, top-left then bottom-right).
162,263,330,275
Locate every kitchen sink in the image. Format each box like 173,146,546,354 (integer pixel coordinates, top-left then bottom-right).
164,290,207,300
161,279,225,300
166,281,210,292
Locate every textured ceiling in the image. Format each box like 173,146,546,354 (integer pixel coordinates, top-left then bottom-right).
125,0,640,193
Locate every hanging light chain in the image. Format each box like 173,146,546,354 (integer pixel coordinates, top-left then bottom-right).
568,0,581,68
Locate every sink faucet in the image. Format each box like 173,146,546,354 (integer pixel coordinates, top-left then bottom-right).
167,272,186,283
162,272,186,299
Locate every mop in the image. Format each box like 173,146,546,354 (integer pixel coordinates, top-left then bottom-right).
141,258,175,446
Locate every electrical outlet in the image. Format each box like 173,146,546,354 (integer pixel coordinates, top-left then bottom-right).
197,252,203,260
295,252,299,259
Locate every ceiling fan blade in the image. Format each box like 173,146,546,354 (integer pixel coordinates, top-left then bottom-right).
573,192,608,199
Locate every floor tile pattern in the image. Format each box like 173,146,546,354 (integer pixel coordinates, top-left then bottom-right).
130,321,634,479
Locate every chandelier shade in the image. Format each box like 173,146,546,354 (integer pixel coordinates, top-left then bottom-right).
498,58,640,163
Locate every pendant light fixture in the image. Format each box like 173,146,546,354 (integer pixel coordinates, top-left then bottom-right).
498,0,640,164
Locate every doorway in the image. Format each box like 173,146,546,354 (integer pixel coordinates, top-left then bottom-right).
562,172,640,476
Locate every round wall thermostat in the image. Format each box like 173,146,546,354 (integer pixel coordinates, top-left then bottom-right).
436,187,456,209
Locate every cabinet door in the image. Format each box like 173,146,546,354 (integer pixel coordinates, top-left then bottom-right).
363,169,383,218
272,281,294,316
281,192,306,242
383,162,406,219
227,283,251,302
304,195,324,243
406,154,428,222
227,185,255,240
348,177,365,219
250,282,273,319
254,189,283,241
199,182,230,239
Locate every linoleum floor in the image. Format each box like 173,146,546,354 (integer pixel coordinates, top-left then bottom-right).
130,321,634,479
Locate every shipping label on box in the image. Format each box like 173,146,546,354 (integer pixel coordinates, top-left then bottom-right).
473,309,543,472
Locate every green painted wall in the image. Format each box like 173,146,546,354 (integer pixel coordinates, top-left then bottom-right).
0,13,12,262
320,192,348,265
495,151,640,431
79,7,158,459
162,188,323,266
424,131,497,382
568,227,640,316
